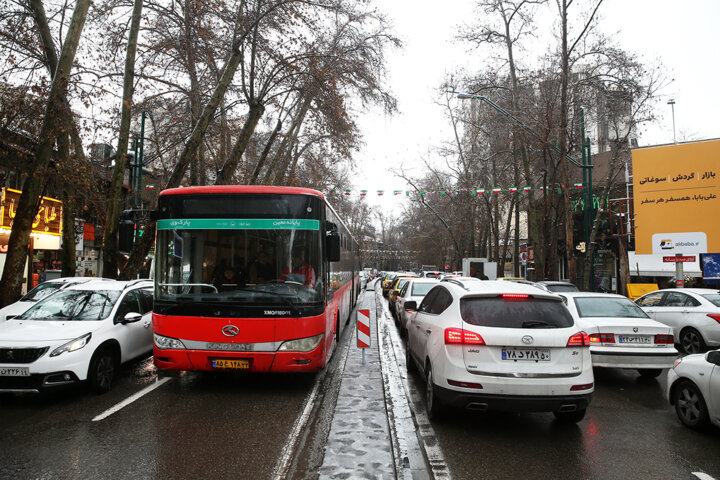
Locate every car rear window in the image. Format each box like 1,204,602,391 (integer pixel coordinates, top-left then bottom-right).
460,297,573,328
547,284,579,292
411,283,435,296
574,297,649,318
701,293,720,307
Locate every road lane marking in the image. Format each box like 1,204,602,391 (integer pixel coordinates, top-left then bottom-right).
92,377,172,422
693,473,718,480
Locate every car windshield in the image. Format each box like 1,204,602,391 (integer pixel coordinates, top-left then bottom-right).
460,297,574,328
17,290,121,321
20,282,64,302
546,284,579,292
411,283,436,296
701,293,720,307
573,297,649,318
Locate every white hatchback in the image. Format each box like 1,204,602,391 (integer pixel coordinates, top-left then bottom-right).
405,279,594,422
559,292,678,378
635,288,720,354
667,349,720,429
0,279,153,394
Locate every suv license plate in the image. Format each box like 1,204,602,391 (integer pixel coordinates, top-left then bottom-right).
211,359,250,370
502,348,551,361
618,335,651,344
0,367,30,377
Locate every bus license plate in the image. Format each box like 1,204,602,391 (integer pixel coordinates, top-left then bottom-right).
502,348,551,361
618,335,650,344
212,359,250,370
0,366,30,376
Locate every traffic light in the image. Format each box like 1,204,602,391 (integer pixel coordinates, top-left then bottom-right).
119,220,135,253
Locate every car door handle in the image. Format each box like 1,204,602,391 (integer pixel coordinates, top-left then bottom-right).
426,329,432,334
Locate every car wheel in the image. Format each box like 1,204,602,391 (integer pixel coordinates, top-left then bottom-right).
673,381,709,429
637,368,662,378
88,349,117,394
680,328,706,354
553,408,586,423
425,364,444,420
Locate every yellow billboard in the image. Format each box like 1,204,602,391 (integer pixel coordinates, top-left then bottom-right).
633,139,720,254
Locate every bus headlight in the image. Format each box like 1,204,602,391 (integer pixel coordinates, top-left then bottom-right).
154,333,186,350
278,333,324,353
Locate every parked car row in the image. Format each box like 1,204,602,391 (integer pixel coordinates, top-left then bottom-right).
380,273,720,430
0,278,154,394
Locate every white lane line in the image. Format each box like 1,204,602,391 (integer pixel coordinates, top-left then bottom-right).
693,473,718,480
92,377,172,422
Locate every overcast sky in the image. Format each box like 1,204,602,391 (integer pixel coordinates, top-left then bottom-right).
351,0,720,205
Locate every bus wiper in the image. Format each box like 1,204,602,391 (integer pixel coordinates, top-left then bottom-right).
521,320,552,328
232,288,301,316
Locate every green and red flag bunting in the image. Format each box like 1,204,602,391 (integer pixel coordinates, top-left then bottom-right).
322,184,590,197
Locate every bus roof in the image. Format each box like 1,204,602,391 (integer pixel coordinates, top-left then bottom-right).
159,185,325,199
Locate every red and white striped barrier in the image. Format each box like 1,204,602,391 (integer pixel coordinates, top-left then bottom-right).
357,309,370,348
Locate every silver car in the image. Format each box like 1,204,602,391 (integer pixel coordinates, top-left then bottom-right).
635,288,720,354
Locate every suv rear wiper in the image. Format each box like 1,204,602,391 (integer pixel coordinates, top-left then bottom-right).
521,320,553,328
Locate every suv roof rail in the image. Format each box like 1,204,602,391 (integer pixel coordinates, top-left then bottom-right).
441,278,469,290
123,278,153,290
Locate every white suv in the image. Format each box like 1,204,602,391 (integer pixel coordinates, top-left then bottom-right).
405,279,594,422
0,279,153,394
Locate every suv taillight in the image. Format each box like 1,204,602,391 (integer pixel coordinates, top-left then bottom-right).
589,333,615,344
445,328,486,345
567,331,590,347
707,314,720,324
654,334,674,344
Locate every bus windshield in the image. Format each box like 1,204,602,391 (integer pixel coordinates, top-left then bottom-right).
155,219,323,317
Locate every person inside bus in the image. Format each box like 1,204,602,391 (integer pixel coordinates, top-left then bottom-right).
280,248,315,287
249,250,275,284
214,263,240,291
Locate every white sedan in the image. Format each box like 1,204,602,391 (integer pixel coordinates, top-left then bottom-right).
0,277,110,323
667,349,720,429
560,292,678,378
635,288,720,354
0,279,153,394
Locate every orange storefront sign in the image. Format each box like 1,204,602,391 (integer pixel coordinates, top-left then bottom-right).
0,188,63,236
632,140,720,254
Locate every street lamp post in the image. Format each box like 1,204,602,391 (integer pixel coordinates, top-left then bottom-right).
668,99,676,144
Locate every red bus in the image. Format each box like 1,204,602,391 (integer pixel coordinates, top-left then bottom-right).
151,186,360,372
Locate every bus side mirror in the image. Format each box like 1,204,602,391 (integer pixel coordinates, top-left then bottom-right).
325,222,340,262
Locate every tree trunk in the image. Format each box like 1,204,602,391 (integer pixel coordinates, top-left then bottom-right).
215,102,265,185
103,0,144,279
0,0,90,307
250,117,282,183
61,188,77,277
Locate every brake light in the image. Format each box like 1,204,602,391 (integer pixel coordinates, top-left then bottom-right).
444,328,486,345
567,331,590,347
707,314,720,324
500,294,530,300
654,334,674,344
589,333,615,343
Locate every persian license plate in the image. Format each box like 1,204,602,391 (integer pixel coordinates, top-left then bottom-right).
211,359,250,370
618,335,651,344
502,348,551,361
0,366,30,377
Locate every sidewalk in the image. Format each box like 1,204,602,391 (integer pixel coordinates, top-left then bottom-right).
318,282,433,480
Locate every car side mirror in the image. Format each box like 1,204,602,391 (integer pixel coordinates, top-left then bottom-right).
405,301,417,312
121,312,143,324
325,222,340,262
706,350,720,366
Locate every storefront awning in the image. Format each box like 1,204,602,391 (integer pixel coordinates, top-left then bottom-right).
628,251,701,277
